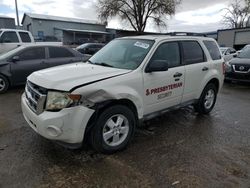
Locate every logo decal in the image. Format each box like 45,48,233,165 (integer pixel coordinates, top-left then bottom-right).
146,82,183,96
239,66,245,71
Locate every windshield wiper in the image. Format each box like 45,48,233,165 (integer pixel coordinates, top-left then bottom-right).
87,59,94,64
95,62,114,68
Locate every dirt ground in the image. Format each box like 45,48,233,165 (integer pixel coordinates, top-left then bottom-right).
0,83,249,188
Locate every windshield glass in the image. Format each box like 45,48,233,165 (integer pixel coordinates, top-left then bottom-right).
220,48,227,54
0,46,23,60
76,43,89,49
238,47,250,59
89,39,154,70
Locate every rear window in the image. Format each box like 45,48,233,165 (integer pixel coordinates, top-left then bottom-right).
49,47,74,58
19,32,31,42
204,41,221,60
181,41,206,65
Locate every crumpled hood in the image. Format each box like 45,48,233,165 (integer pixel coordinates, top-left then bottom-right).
28,63,131,91
230,58,250,65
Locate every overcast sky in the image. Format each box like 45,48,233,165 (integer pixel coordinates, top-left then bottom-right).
0,0,234,32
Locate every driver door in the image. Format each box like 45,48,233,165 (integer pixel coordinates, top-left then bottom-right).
143,41,185,115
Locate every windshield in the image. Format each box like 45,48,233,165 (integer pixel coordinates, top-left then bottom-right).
238,47,250,59
76,43,89,49
220,48,227,54
0,46,23,60
89,39,154,70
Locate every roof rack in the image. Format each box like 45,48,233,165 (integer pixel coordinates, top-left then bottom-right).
165,32,207,37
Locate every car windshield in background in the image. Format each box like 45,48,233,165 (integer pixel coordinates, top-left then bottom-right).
0,46,23,60
76,43,89,49
220,48,227,54
89,39,154,70
238,47,250,59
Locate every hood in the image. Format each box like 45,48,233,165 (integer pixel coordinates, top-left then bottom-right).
229,58,250,65
28,63,131,91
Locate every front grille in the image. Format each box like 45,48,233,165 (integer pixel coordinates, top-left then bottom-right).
226,72,250,81
233,64,250,73
25,81,47,115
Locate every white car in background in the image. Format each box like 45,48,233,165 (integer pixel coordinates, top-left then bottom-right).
220,47,237,62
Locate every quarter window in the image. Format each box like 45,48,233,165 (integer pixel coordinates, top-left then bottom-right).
182,41,205,65
49,47,74,58
203,40,221,60
19,32,31,42
0,31,19,43
150,42,180,68
19,47,45,61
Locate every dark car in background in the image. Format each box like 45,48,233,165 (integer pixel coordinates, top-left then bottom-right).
0,45,85,93
76,43,105,55
225,46,250,83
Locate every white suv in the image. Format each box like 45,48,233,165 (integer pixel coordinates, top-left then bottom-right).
21,34,224,153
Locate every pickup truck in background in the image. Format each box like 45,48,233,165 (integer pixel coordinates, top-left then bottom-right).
0,29,62,54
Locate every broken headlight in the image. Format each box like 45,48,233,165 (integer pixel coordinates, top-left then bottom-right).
45,91,81,111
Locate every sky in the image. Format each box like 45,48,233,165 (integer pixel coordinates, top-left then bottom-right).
0,0,234,33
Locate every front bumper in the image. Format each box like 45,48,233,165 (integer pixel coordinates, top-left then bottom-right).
21,93,95,145
225,72,250,83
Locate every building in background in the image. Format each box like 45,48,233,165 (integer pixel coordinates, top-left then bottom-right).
0,16,15,29
217,28,250,50
21,13,109,45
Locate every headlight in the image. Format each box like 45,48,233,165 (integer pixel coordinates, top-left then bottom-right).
45,91,81,111
225,61,232,72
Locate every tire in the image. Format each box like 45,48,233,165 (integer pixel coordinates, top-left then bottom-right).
0,75,9,94
194,83,217,114
90,105,136,154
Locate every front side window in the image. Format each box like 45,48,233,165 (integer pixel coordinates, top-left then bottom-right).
19,47,45,61
204,40,221,60
150,42,180,68
49,47,74,58
0,31,19,43
89,39,154,70
182,41,205,65
19,32,31,42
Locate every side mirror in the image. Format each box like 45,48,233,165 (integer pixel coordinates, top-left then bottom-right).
12,56,20,62
145,60,169,73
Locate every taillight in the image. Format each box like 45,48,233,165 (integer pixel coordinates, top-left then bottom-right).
222,62,226,75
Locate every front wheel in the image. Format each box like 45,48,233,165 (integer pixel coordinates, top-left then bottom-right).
90,105,136,154
194,83,217,114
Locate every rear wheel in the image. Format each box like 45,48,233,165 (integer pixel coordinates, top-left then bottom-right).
0,75,9,94
90,105,136,154
194,83,217,114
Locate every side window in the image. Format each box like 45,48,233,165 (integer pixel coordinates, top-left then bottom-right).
182,41,205,65
19,47,45,61
203,40,221,60
49,47,74,58
19,32,31,42
0,31,19,43
150,42,180,68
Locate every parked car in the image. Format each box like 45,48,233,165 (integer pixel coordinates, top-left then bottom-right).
21,34,224,153
0,29,62,55
220,47,237,62
0,44,85,93
76,43,105,55
225,46,250,83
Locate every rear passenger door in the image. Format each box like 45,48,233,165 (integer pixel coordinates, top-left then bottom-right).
181,40,211,102
46,46,77,67
143,41,185,115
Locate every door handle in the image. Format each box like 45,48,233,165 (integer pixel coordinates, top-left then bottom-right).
202,67,209,71
173,72,183,78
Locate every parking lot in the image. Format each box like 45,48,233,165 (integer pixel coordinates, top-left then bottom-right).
0,83,249,188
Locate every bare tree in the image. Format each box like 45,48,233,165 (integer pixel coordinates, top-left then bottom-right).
97,0,181,33
223,0,250,28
